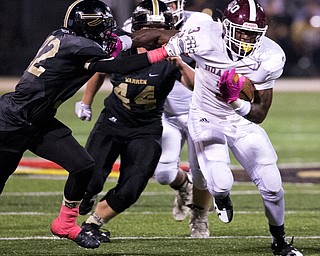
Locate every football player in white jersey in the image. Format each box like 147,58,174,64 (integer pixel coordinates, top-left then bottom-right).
180,0,303,255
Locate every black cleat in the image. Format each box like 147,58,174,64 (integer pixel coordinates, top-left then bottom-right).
271,237,303,256
213,194,233,223
79,194,97,215
81,222,111,243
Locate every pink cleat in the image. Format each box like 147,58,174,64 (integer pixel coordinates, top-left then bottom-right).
51,205,100,249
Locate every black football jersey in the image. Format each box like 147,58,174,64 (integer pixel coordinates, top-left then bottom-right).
0,29,151,131
104,50,182,127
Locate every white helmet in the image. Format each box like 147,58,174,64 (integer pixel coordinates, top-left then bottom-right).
162,0,185,27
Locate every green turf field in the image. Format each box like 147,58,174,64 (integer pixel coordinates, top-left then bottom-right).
52,90,320,165
1,90,320,255
0,176,319,255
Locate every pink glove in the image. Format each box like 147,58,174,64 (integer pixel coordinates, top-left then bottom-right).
218,68,246,104
110,33,123,58
103,32,123,58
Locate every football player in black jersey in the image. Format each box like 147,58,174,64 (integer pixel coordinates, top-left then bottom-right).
0,0,197,249
74,0,195,242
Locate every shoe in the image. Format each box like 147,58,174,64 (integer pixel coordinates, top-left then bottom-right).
51,218,100,249
73,229,101,249
172,173,193,221
189,204,210,238
213,194,233,223
271,237,303,256
79,194,97,215
81,222,111,243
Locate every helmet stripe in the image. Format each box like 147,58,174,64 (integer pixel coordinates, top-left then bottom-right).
64,0,83,28
248,0,257,22
152,0,160,16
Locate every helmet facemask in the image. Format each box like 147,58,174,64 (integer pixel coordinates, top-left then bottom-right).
64,0,116,49
162,0,185,27
223,19,267,58
75,11,115,46
131,0,174,32
222,0,268,58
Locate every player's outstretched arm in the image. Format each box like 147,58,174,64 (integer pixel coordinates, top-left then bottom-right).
75,72,106,121
85,33,198,73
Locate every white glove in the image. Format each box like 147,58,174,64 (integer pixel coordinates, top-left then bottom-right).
75,101,92,121
164,32,198,56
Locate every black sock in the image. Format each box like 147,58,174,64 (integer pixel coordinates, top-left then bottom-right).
269,224,285,241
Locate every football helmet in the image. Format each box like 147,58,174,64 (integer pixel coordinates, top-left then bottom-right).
223,0,268,58
162,0,185,27
64,0,116,47
131,0,174,31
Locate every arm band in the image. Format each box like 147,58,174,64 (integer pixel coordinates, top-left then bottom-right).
230,99,251,116
147,46,168,63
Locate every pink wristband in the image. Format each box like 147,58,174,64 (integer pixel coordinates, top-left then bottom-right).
147,46,168,63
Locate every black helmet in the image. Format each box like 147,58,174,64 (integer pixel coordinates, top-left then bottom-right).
64,0,116,46
132,0,174,32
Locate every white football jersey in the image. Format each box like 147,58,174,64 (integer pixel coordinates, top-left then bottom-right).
182,12,286,118
163,10,195,116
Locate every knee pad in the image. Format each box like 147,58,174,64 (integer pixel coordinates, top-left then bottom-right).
154,162,178,185
260,187,284,203
256,164,283,200
204,161,233,195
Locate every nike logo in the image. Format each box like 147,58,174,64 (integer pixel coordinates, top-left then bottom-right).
149,73,159,77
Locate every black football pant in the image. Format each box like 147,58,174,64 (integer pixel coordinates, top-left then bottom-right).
0,118,94,201
85,113,162,213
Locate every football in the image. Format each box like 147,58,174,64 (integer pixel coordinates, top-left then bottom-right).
233,73,255,102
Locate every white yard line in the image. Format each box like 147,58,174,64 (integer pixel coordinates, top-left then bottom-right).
0,235,319,241
1,189,319,197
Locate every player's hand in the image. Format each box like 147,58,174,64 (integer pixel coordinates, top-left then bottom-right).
218,69,245,104
75,101,92,121
164,32,198,56
103,33,122,58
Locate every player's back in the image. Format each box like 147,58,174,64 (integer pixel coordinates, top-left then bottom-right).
0,29,106,130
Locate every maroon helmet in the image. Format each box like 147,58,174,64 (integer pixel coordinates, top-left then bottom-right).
222,0,268,57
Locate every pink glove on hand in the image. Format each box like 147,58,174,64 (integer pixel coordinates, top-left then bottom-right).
103,32,123,58
218,68,246,104
110,33,122,58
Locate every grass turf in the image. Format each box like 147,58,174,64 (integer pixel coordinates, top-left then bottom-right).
0,176,319,255
19,90,319,165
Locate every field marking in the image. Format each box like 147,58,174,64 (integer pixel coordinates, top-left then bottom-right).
1,210,319,216
0,235,319,241
2,189,320,197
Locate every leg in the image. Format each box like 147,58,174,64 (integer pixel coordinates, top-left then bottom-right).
188,110,234,223
84,137,162,240
231,124,302,255
29,119,99,249
0,129,30,194
187,128,211,237
0,151,23,194
79,123,121,215
154,114,192,221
